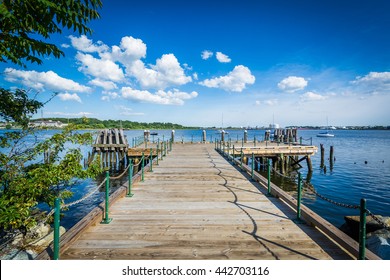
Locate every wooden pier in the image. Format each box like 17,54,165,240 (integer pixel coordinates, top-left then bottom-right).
39,142,380,260
91,129,129,167
223,141,317,173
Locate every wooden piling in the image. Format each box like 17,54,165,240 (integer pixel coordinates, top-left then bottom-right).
320,144,325,168
171,130,175,143
91,128,130,170
330,146,334,171
306,156,313,173
202,130,206,143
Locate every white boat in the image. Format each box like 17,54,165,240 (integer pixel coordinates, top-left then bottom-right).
317,117,335,137
317,131,334,137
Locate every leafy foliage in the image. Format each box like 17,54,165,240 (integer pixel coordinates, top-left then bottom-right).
0,88,47,128
0,1,103,234
0,0,102,66
0,124,101,233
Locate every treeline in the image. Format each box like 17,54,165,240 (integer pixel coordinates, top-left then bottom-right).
33,117,197,130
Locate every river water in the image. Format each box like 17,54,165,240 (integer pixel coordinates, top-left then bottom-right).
1,129,389,230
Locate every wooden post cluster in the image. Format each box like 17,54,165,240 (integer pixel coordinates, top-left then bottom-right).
91,129,129,170
273,128,298,143
202,130,207,143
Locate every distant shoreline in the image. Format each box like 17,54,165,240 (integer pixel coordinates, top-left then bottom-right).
1,117,389,131
1,126,390,131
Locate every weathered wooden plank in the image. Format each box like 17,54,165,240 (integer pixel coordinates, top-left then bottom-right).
53,143,362,260
227,150,381,260
127,148,157,157
92,144,128,148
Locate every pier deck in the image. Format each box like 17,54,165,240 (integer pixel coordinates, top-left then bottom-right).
60,143,353,260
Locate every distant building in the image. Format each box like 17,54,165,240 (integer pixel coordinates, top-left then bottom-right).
29,120,67,128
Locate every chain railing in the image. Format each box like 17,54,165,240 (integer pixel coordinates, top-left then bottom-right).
46,144,167,260
215,139,385,260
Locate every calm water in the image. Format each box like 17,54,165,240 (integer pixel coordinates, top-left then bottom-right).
1,129,389,229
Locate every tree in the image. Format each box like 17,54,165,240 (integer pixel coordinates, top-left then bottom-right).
0,0,102,66
0,0,103,235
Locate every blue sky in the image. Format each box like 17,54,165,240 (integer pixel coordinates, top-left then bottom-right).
1,0,389,127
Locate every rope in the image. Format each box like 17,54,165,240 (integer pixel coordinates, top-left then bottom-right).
132,159,142,168
40,177,108,224
62,178,107,209
109,163,130,180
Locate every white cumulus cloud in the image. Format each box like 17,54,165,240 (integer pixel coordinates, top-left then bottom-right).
351,71,390,95
47,111,93,117
69,35,109,53
101,91,120,101
353,71,390,84
278,76,308,93
76,53,125,82
89,79,118,91
58,93,82,103
201,50,213,60
4,68,91,93
121,87,198,105
199,65,255,92
216,52,231,63
300,91,327,102
69,36,193,92
129,54,192,89
256,99,278,106
103,36,147,63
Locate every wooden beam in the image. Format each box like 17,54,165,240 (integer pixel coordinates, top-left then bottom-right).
232,156,381,260
92,144,128,148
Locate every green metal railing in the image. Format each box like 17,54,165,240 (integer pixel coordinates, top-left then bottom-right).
49,142,169,260
215,140,373,260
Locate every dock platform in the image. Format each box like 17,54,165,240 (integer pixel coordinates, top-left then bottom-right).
58,143,356,260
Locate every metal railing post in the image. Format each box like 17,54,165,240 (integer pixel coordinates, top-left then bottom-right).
101,171,112,224
251,153,255,180
141,152,145,181
149,149,153,172
53,197,60,260
240,148,243,171
267,159,271,195
296,172,302,220
156,143,159,165
359,198,367,260
127,159,134,197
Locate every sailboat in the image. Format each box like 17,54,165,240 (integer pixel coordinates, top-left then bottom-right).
317,131,334,137
217,113,228,134
317,117,334,137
